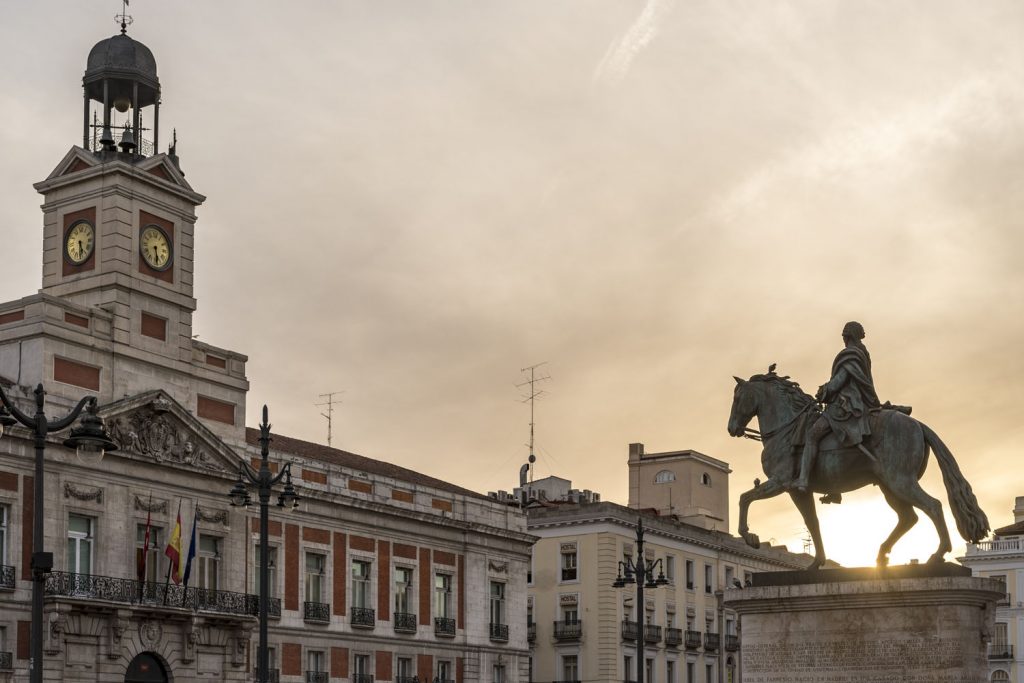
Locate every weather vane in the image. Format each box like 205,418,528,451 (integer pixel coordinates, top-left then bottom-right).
116,0,133,35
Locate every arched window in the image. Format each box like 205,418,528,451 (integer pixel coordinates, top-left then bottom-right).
991,671,1009,682
701,472,712,487
654,470,676,484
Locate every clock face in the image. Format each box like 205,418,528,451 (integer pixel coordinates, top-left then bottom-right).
65,220,95,265
140,225,172,271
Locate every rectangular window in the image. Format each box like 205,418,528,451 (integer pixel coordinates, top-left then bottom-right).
394,566,413,614
135,524,164,583
704,563,713,593
666,660,675,683
308,650,325,673
352,559,371,609
686,662,694,683
0,504,9,565
198,535,221,590
562,606,578,624
705,664,713,683
562,655,578,682
744,571,753,587
646,659,654,683
685,559,694,590
665,555,675,582
666,611,675,628
255,545,277,598
354,654,370,677
561,549,578,581
305,552,326,603
434,573,453,618
625,655,633,683
490,581,506,625
493,664,505,683
397,657,413,680
724,565,735,588
437,660,452,683
527,547,533,585
67,514,93,574
994,622,1009,649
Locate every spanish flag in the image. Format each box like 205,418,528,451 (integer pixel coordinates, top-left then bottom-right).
165,504,183,584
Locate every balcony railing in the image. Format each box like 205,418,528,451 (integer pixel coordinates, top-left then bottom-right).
561,568,578,581
306,673,328,683
997,593,1011,606
253,668,280,683
490,622,509,642
684,630,702,649
621,620,640,641
527,621,537,642
0,652,12,671
0,564,14,590
704,632,720,651
351,606,375,628
266,596,281,618
990,644,1014,660
396,677,418,683
45,571,258,617
969,537,1022,554
665,628,682,646
304,601,330,624
725,634,739,651
644,624,662,644
554,620,582,641
352,674,374,683
394,611,417,633
435,616,456,637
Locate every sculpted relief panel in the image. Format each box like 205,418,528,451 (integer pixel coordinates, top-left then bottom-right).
107,402,225,472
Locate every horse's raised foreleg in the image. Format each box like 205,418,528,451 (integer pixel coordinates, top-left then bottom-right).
876,486,919,568
738,479,787,549
788,490,825,570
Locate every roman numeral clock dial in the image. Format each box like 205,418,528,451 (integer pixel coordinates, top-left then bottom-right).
140,225,172,271
64,220,94,265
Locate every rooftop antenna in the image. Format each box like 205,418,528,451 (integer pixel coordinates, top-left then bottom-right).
116,0,133,35
316,391,344,448
801,528,813,554
517,362,550,485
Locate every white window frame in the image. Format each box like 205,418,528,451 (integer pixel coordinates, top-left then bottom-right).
197,534,222,591
560,549,578,582
254,543,279,598
434,572,453,619
351,558,372,609
67,513,94,575
305,551,326,604
394,565,414,615
490,580,506,625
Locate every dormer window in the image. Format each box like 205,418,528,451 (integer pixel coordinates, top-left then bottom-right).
654,470,676,484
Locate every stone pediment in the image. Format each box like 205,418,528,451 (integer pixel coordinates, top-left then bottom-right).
100,390,241,475
49,147,99,178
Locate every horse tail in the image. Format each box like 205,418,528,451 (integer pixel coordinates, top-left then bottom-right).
921,422,990,542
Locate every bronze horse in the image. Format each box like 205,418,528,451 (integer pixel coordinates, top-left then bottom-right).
727,368,989,568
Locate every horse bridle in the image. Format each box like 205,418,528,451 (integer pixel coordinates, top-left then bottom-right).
742,399,817,443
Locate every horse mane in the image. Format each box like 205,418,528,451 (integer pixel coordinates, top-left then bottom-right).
748,367,816,414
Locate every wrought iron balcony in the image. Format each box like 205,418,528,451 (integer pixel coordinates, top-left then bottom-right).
684,630,702,648
304,601,330,624
396,677,418,683
394,611,417,633
490,622,509,642
725,634,739,651
253,667,280,683
435,616,456,637
266,596,281,618
644,624,662,644
306,673,328,683
527,620,536,642
554,620,582,641
704,632,720,651
352,674,374,683
0,651,12,671
351,606,376,628
621,619,640,641
561,568,578,581
0,564,14,590
665,628,683,646
990,644,1014,660
44,571,259,617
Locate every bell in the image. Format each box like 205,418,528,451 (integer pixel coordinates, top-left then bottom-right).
118,126,136,153
99,125,116,151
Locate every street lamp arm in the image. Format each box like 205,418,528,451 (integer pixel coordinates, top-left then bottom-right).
48,395,96,432
0,383,34,427
268,460,293,487
239,459,260,484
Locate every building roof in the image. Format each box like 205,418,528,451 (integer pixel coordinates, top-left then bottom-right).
993,520,1024,537
247,428,491,502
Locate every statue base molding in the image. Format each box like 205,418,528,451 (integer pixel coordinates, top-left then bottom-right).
725,564,1003,683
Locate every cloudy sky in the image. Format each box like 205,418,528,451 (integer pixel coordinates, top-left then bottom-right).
2,1,1022,566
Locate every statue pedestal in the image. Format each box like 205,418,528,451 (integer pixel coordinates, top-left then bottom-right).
724,564,1002,683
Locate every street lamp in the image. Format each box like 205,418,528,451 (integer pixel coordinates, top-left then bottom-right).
227,405,299,683
612,517,668,683
0,382,117,683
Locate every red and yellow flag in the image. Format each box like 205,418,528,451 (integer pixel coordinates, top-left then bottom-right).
164,508,183,584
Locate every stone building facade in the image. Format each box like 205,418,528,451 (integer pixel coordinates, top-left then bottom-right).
0,26,532,683
962,496,1024,683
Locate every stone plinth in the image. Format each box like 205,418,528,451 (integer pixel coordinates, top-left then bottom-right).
724,564,1002,683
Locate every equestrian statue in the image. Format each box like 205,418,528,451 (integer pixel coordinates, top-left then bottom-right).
727,321,989,569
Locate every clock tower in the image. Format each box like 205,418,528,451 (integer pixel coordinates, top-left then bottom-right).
0,27,248,446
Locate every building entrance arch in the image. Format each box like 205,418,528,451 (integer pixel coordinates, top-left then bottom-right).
125,652,169,683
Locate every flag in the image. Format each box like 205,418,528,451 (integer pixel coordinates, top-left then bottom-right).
165,503,183,584
137,493,153,582
181,503,199,587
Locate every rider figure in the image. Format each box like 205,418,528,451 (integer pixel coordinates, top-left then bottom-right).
794,321,881,492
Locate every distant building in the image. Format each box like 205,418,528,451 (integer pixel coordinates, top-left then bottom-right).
962,496,1024,682
493,443,816,683
0,24,532,683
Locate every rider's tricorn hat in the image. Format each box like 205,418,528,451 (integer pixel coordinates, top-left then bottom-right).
842,321,865,340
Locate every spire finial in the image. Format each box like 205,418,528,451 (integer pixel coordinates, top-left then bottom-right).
116,0,133,35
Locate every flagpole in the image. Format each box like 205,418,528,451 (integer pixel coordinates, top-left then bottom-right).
182,500,198,606
163,498,182,606
139,491,152,601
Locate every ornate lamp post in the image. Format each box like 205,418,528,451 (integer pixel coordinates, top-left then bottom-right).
227,405,299,683
612,517,668,683
0,383,117,683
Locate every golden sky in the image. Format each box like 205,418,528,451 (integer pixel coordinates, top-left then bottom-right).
1,2,1022,567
